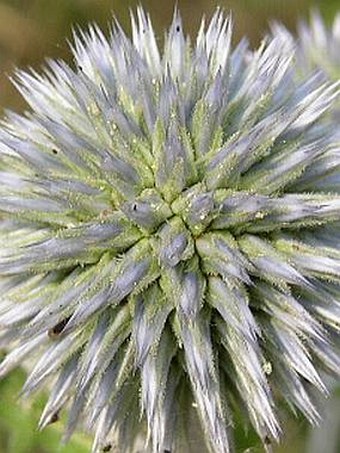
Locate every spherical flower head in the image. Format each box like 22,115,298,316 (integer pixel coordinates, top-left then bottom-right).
298,9,340,80
0,8,340,453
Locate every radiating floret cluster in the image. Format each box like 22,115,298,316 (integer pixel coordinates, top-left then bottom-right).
0,8,340,453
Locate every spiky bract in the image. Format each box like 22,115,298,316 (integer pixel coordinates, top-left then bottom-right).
0,8,340,453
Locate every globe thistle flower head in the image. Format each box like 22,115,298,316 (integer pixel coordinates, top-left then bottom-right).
0,8,340,453
296,10,340,192
298,9,340,80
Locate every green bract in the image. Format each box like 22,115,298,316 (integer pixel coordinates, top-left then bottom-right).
0,8,340,453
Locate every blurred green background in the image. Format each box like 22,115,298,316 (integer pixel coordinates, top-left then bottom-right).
0,0,340,452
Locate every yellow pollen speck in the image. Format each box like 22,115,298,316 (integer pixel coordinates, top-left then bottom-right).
263,361,273,375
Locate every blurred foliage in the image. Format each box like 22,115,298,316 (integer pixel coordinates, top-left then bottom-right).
0,366,91,453
0,0,340,452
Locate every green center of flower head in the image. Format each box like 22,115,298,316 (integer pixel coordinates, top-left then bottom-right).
1,7,340,453
121,182,213,257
